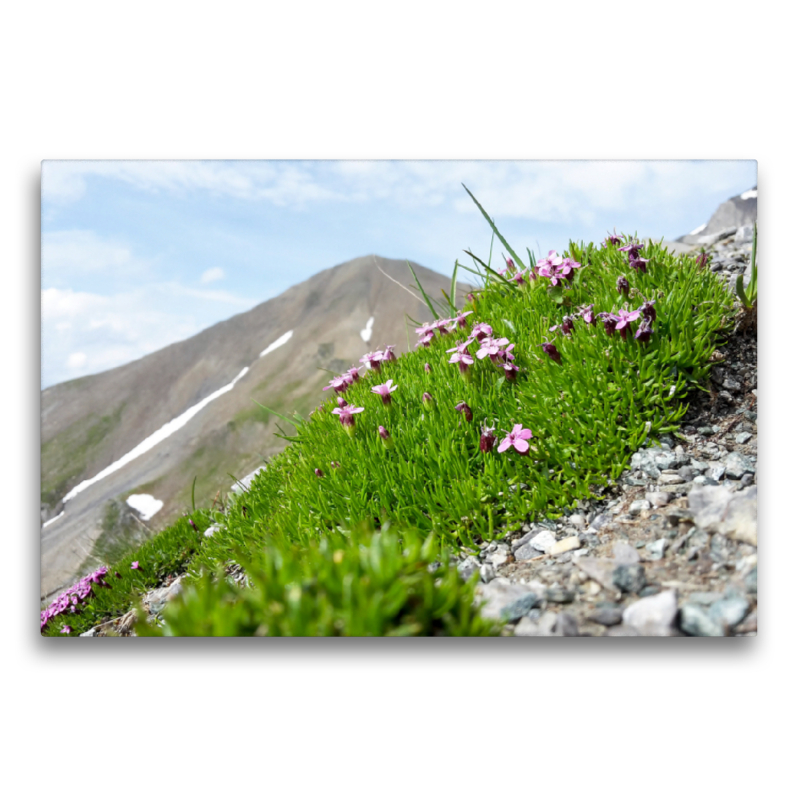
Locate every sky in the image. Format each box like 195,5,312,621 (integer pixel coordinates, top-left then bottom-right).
40,159,756,389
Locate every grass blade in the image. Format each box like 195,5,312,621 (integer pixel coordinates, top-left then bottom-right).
191,476,197,512
462,184,526,269
449,259,459,310
407,260,439,320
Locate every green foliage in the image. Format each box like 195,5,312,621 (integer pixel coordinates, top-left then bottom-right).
137,525,499,637
735,221,757,310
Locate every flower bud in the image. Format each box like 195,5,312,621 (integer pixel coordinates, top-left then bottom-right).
422,392,434,409
480,424,496,453
455,402,473,422
616,275,630,296
314,468,324,477
424,363,431,373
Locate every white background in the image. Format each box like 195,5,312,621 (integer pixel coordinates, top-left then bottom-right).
5,2,794,798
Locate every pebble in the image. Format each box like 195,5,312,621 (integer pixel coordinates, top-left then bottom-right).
708,595,750,628
546,536,581,556
645,538,668,560
629,499,651,515
612,541,640,564
735,432,753,444
744,566,757,594
479,564,496,583
475,581,541,622
555,612,579,636
689,592,723,605
645,491,671,508
531,530,557,552
658,473,685,485
689,485,757,546
612,563,647,594
589,606,622,626
622,590,679,636
680,604,725,636
457,557,481,581
568,513,586,528
545,587,576,604
725,451,755,479
510,530,537,553
514,543,542,562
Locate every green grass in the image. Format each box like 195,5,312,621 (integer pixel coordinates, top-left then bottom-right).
43,203,734,637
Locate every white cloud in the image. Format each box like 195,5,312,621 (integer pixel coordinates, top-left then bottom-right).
200,267,225,284
66,352,87,369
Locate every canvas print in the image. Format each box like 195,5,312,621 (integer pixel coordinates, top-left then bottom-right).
40,160,757,637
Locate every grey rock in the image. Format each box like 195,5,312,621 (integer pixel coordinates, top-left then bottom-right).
735,224,753,243
623,589,679,636
531,530,557,552
739,473,755,488
613,563,647,594
706,462,726,481
514,543,542,562
654,452,678,470
688,485,757,546
735,432,753,444
476,581,540,622
725,451,755,480
510,530,536,553
568,513,587,528
694,475,718,486
645,491,671,508
479,564,496,583
680,604,725,636
545,586,576,604
612,541,640,564
709,595,750,628
458,557,481,581
697,427,715,436
690,459,709,471
744,566,757,594
576,557,619,590
629,499,651,515
639,585,662,598
658,473,685,485
588,513,612,531
555,613,579,636
645,538,668,560
722,377,742,392
589,606,622,626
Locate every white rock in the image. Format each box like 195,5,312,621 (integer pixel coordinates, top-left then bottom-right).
530,530,556,552
622,590,679,636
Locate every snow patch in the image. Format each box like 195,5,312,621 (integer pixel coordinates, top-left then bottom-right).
690,223,707,235
360,316,375,343
740,189,757,200
260,330,293,358
126,494,163,520
42,511,65,529
62,366,250,504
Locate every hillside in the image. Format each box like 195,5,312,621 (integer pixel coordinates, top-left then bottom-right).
41,255,471,598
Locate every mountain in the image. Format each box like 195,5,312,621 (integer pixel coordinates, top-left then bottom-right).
41,255,472,598
677,187,757,245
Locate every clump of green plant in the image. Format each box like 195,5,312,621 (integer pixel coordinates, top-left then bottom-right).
41,511,211,636
734,221,757,331
137,524,499,637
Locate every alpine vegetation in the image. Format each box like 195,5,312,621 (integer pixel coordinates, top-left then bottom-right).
43,186,734,637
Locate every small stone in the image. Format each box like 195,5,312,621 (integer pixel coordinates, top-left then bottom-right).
680,604,725,636
605,624,640,637
612,563,647,594
479,564,496,583
698,426,715,436
709,595,750,628
555,613,579,636
545,586,576,604
725,451,755,480
622,589,679,636
568,513,587,528
739,473,755,488
530,530,557,552
688,485,757,546
513,617,540,636
510,530,536,552
645,491,671,508
513,543,541,562
475,581,541,622
488,550,511,568
457,557,481,581
693,475,718,486
645,538,668,560
639,585,661,598
706,462,726,481
546,536,581,556
576,558,619,591
588,513,612,531
658,473,684,485
612,541,640,564
735,432,753,444
589,606,622,626
722,377,742,392
744,566,757,594
629,499,651,515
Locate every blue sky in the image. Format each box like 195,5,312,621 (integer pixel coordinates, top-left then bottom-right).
41,159,756,388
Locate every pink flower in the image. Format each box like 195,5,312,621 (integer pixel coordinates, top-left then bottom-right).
424,363,431,373
471,322,493,342
476,336,510,361
502,361,520,381
498,424,533,454
432,319,452,335
512,271,527,286
610,307,641,340
415,322,435,338
323,375,350,393
540,340,562,364
382,345,397,362
371,379,398,405
314,468,324,477
480,424,496,453
332,403,365,430
455,402,473,422
417,331,435,348
131,561,140,570
449,350,474,374
60,625,72,634
449,311,473,330
337,396,347,408
378,425,390,440
422,392,434,408
360,351,385,373
346,366,361,382
616,275,630,296
578,304,596,325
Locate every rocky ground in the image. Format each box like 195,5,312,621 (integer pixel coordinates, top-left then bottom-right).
80,230,757,637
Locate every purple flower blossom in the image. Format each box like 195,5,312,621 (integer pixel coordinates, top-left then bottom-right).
598,312,617,337
618,241,644,259
537,263,561,286
630,256,649,273
476,336,510,361
378,425,393,449
496,342,515,363
446,340,471,355
557,258,580,283
696,251,710,268
346,366,361,383
131,561,140,570
611,307,641,340
540,340,562,364
450,310,473,330
60,625,72,634
323,375,349,393
578,304,596,325
360,350,385,373
331,461,341,469
314,468,324,477
616,275,630,296
471,322,493,342
415,322,435,338
605,231,622,247
512,271,527,286
537,250,563,269
502,361,520,381
424,363,431,373
371,379,398,405
448,350,475,374
378,425,390,440
480,423,496,453
550,316,574,336
332,403,365,430
422,392,434,408
417,331,435,348
432,319,452,336
337,396,347,408
639,299,657,322
634,320,653,344
382,345,397,362
455,402,473,422
497,424,533,454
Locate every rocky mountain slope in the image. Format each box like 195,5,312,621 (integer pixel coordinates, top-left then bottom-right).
41,255,470,598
